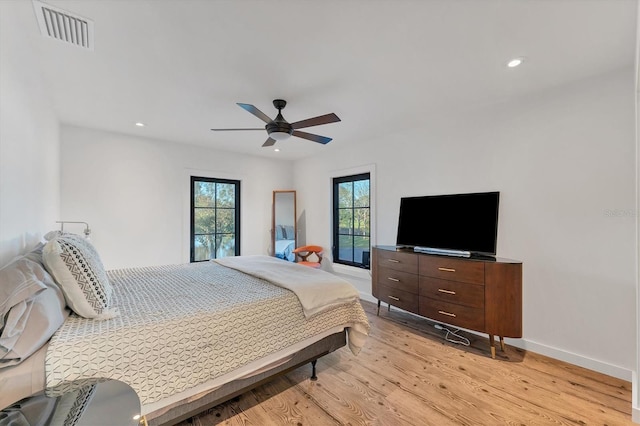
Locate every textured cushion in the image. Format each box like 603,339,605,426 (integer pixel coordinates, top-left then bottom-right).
275,225,285,240
43,234,117,319
0,257,69,368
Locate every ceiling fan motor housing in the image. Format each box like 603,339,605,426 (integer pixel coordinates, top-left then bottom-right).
266,119,293,137
267,100,293,139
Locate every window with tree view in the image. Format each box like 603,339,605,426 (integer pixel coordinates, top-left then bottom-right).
191,176,240,262
333,173,370,268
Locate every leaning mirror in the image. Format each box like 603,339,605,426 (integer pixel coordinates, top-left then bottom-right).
272,190,297,262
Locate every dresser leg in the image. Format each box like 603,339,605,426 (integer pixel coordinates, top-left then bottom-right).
377,300,381,316
499,336,505,352
489,335,496,359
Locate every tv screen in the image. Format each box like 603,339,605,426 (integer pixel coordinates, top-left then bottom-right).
396,191,500,256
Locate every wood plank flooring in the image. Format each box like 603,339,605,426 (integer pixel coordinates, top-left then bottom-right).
178,300,633,425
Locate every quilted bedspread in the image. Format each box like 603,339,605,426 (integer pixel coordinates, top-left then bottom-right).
44,261,370,408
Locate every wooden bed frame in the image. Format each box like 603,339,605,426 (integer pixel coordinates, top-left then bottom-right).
146,330,347,426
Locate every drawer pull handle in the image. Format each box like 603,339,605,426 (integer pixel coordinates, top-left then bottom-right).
438,267,456,272
387,277,400,282
388,295,400,301
388,259,400,263
438,289,456,295
438,310,456,317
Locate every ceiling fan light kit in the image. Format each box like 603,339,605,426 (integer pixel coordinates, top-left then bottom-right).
212,99,340,147
269,131,292,141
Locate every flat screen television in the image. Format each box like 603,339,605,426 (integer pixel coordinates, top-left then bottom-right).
396,191,500,257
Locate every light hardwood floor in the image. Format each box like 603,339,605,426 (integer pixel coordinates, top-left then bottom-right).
180,300,633,425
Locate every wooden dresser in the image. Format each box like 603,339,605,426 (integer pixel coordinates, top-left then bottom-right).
372,245,522,358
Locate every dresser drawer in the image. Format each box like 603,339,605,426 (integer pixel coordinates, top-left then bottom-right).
378,284,419,314
377,249,418,274
377,266,419,294
420,277,484,309
419,297,485,331
419,256,484,285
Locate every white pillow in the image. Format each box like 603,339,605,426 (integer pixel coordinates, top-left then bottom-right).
43,234,117,320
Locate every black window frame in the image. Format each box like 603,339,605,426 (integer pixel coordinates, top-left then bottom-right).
332,172,371,269
190,176,241,262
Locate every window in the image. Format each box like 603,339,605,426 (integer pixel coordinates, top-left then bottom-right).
333,173,370,268
190,176,240,262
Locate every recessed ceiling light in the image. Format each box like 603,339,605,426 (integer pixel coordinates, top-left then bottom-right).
274,148,280,152
507,57,524,68
135,122,145,127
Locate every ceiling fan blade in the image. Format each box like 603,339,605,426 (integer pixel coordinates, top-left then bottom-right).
292,130,332,145
262,137,277,147
211,128,264,131
291,113,340,130
237,103,273,124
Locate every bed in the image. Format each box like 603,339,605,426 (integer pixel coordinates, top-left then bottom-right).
0,233,370,425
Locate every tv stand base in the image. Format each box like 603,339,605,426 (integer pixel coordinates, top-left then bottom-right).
413,246,471,257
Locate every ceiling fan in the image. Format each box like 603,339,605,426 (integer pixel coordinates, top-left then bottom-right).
211,99,341,147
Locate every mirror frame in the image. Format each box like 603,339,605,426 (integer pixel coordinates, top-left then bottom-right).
272,190,297,261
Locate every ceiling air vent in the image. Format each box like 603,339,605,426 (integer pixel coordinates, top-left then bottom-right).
33,1,94,50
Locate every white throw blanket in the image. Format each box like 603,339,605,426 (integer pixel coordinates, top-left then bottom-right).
214,255,360,318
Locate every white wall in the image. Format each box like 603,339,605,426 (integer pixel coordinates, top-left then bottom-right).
60,125,294,269
294,67,636,380
0,1,60,267
633,2,640,420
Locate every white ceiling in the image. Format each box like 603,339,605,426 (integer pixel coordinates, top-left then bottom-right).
6,0,637,160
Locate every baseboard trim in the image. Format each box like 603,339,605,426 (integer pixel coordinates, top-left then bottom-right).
505,338,631,382
358,290,632,382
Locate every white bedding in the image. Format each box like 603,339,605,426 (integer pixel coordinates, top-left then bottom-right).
214,255,360,318
44,260,369,413
0,343,48,410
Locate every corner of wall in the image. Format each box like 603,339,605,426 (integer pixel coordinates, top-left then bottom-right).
634,0,640,421
634,371,640,423
0,1,60,266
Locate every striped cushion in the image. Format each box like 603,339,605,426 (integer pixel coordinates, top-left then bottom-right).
43,234,117,319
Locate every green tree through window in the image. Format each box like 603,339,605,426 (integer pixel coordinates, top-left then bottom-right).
333,173,370,268
191,176,240,262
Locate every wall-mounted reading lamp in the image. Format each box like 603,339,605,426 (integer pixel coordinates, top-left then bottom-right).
56,221,91,239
